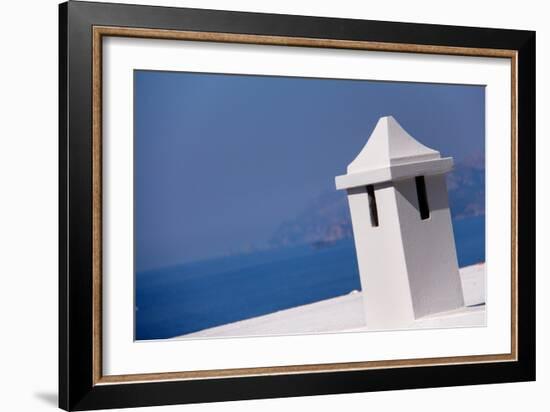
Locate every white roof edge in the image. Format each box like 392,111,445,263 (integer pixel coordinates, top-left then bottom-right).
336,157,453,190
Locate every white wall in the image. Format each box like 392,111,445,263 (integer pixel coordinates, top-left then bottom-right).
0,1,546,411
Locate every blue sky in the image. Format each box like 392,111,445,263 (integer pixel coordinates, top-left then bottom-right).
134,70,485,272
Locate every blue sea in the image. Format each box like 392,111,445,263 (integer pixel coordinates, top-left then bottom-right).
135,215,485,340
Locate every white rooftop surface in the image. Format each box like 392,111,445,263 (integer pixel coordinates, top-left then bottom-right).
175,263,486,340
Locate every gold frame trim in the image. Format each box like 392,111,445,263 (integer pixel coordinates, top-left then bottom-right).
92,26,518,385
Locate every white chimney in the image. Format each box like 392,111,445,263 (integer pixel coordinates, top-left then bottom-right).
335,116,464,329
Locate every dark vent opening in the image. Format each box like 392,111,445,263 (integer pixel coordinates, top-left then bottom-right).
366,185,379,227
415,176,430,220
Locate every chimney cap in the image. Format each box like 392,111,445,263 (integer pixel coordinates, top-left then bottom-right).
335,116,453,190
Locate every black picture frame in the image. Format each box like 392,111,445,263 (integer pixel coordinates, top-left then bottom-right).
59,1,535,410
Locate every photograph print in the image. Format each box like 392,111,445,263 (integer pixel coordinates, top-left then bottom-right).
134,71,486,341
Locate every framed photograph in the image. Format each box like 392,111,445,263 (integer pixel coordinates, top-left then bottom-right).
59,1,535,410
